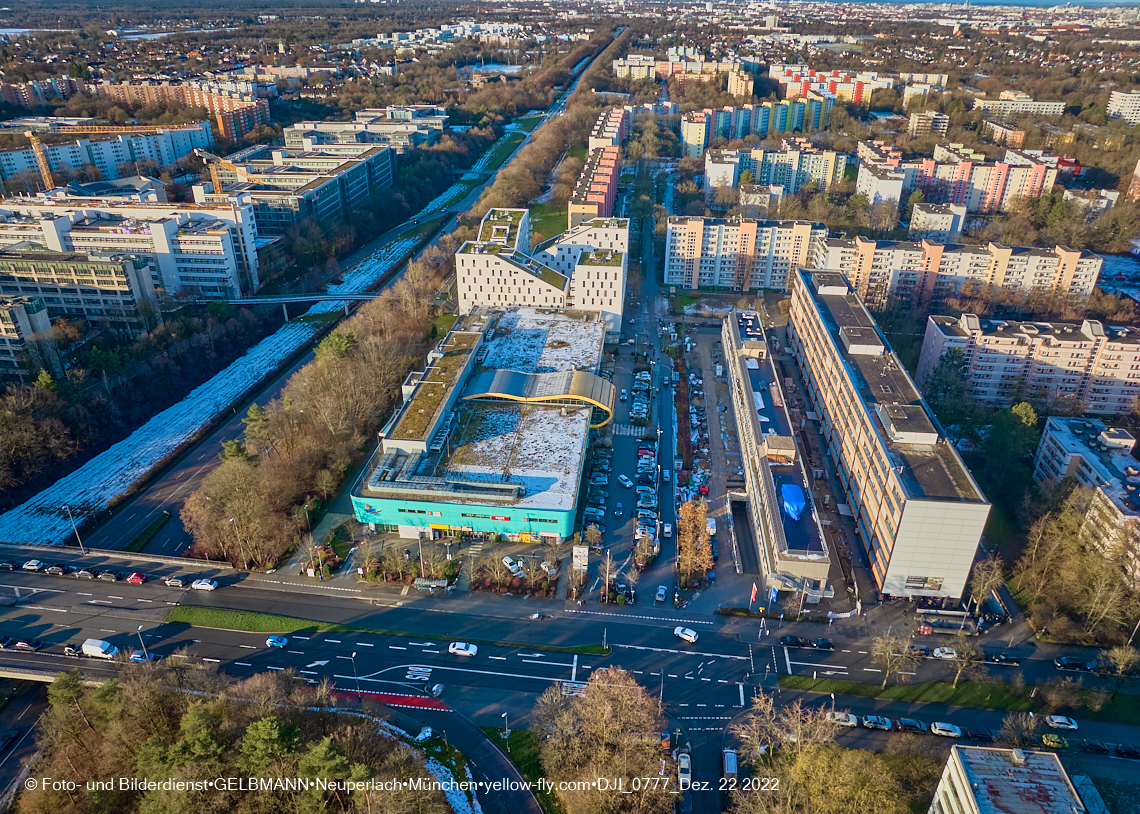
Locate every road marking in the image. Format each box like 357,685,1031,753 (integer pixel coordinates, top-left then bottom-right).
234,662,251,667
287,650,305,654
108,595,123,599
523,659,573,667
842,649,851,653
668,674,678,678
389,646,406,650
326,639,342,644
718,679,728,683
267,666,283,671
858,651,868,654
202,658,220,663
489,656,506,661
300,670,317,675
565,609,714,625
518,653,543,658
24,605,69,612
784,647,792,674
100,630,115,633
739,684,745,707
614,643,746,660
77,592,92,596
336,655,353,660
86,600,111,605
293,636,310,640
701,677,711,681
423,650,440,654
697,703,707,707
165,602,177,605
409,641,433,646
239,645,258,649
355,643,374,647
306,660,329,668
862,668,882,672
788,659,847,670
572,654,578,682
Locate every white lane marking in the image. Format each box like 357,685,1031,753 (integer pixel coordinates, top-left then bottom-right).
718,679,728,683
409,641,432,646
784,647,792,674
355,643,374,647
423,650,440,654
517,653,543,658
326,639,342,644
565,609,714,625
842,649,851,653
701,677,711,682
267,666,283,671
788,659,847,670
234,662,251,666
138,599,153,603
739,684,745,706
107,595,123,599
668,674,678,678
356,663,565,684
572,654,579,682
287,650,305,654
336,655,353,660
389,646,406,650
858,651,868,654
863,668,882,672
77,593,93,596
86,600,111,605
489,656,507,661
523,659,573,666
202,658,220,663
100,630,115,633
300,670,317,675
293,636,310,640
239,645,258,649
614,643,747,660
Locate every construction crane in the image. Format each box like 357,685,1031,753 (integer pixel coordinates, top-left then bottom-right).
193,148,261,195
24,124,209,191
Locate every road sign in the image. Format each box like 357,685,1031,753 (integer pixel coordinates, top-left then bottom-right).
573,545,589,572
562,681,588,697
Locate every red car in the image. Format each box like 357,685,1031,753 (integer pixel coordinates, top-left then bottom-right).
126,572,146,585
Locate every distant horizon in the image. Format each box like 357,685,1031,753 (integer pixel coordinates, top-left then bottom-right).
841,0,1140,6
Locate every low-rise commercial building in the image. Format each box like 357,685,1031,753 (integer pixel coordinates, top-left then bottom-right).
0,295,58,381
456,209,628,334
665,216,826,292
908,111,949,138
930,746,1101,814
814,237,1101,310
704,141,848,194
917,313,1140,415
0,241,157,336
0,197,261,298
192,143,395,235
1034,418,1140,585
789,269,989,601
723,309,833,601
908,202,966,242
351,308,612,543
284,106,447,153
568,146,620,229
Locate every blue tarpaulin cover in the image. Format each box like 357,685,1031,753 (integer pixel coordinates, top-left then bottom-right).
781,484,806,521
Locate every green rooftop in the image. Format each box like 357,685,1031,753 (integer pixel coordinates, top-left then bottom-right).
389,331,480,442
478,208,527,246
579,250,623,267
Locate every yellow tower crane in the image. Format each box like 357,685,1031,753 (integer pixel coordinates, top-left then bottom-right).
24,124,211,190
193,148,261,195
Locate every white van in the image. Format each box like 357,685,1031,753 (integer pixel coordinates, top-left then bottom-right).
662,469,671,483
663,523,673,538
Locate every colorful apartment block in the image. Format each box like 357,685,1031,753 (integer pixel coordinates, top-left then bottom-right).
568,146,620,229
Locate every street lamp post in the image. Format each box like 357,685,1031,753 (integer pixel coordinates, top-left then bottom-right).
350,651,361,694
501,712,510,750
62,505,86,555
137,625,150,661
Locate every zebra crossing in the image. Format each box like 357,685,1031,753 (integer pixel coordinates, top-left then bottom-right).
611,424,643,437
467,540,486,556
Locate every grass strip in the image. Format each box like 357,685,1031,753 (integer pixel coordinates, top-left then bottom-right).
482,728,566,814
778,675,1140,726
514,116,544,133
165,606,612,656
123,511,171,553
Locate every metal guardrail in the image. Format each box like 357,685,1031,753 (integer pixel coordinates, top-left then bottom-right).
0,664,107,686
0,542,234,570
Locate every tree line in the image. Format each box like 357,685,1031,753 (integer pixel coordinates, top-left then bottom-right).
21,665,450,814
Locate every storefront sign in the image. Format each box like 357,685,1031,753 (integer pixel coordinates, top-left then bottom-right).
573,545,589,572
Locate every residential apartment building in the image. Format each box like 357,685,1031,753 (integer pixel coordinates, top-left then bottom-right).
587,107,630,152
1063,188,1119,223
94,82,271,141
908,111,949,138
855,164,905,206
0,295,57,381
664,216,826,291
728,70,755,97
908,202,966,242
0,77,86,109
814,237,1102,310
568,146,620,229
916,313,1140,415
283,106,447,154
768,64,894,107
0,197,261,298
929,747,1101,814
788,269,990,601
738,184,785,218
192,143,395,235
0,123,214,194
704,141,848,194
902,84,932,110
680,97,835,157
898,72,949,86
456,209,628,333
981,120,1026,148
722,310,833,601
971,95,1065,118
856,140,1058,214
1108,89,1140,125
0,241,157,336
1034,418,1140,585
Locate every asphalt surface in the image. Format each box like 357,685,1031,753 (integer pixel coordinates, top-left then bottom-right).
0,682,47,793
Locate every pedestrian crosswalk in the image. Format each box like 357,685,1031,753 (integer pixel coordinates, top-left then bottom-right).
612,424,643,437
467,540,485,556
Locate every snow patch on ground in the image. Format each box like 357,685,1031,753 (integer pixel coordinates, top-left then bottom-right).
480,309,604,373
420,183,468,215
0,236,419,545
683,301,733,316
449,405,588,511
425,757,484,814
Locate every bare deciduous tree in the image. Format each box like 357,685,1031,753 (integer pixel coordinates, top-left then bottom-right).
871,635,918,690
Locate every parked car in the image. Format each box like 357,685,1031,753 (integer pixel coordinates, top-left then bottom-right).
618,475,633,488
98,570,121,582
1117,743,1140,759
930,722,962,738
448,642,477,657
656,585,668,603
810,638,835,651
585,522,606,535
933,647,957,660
540,561,559,577
130,650,161,663
896,718,925,734
126,572,146,585
985,653,1021,666
502,556,523,577
677,753,691,786
0,562,13,571
44,563,67,576
164,576,184,587
1053,656,1089,672
191,579,218,591
74,569,95,579
0,636,11,649
14,639,42,652
1045,715,1078,731
907,645,931,657
21,560,44,572
1081,739,1110,754
963,728,996,743
826,711,858,728
0,731,18,753
862,716,892,731
673,627,699,643
266,635,288,648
